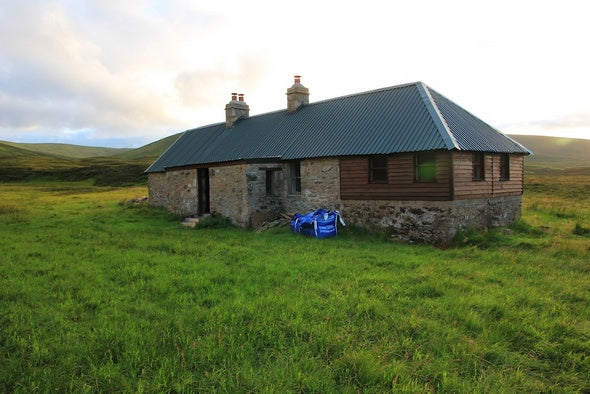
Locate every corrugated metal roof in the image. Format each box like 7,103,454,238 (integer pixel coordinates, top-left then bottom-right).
146,82,530,173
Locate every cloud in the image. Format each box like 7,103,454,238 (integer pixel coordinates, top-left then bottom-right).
0,0,589,147
174,52,270,107
500,112,590,140
0,1,220,144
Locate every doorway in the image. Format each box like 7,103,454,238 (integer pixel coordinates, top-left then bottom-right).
197,168,210,215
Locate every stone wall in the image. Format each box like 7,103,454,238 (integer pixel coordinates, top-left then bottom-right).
237,158,341,227
149,157,522,245
209,164,249,226
342,195,522,245
245,164,285,227
147,169,198,214
283,158,341,214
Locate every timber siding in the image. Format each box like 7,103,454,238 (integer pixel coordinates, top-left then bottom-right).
340,152,452,200
453,152,524,199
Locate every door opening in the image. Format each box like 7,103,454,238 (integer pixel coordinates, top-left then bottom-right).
197,168,210,215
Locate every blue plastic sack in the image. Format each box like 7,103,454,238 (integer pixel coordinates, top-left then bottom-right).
290,209,345,238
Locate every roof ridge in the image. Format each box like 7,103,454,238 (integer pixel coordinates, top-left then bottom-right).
225,81,424,122
306,81,422,106
416,82,460,150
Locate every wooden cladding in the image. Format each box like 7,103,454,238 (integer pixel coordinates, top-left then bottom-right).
340,152,451,200
452,152,524,199
340,151,525,201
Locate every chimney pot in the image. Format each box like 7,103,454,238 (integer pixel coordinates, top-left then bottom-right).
231,92,238,101
294,75,301,84
238,93,244,102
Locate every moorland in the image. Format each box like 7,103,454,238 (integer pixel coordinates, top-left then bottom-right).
0,135,588,392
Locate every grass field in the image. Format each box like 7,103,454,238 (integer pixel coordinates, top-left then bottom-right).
1,176,589,392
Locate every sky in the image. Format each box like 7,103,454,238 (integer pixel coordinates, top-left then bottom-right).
0,0,589,148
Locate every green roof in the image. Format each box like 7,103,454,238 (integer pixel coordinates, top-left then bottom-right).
146,82,530,173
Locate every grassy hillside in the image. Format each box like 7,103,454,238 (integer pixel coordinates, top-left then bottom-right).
508,134,590,174
0,141,48,158
0,140,130,159
0,176,588,391
115,132,182,160
0,141,151,185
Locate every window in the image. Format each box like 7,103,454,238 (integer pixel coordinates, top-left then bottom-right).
369,156,388,183
415,152,436,182
265,170,275,195
499,154,510,181
289,161,301,194
472,153,485,181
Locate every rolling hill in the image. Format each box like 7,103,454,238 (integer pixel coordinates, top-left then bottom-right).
0,140,130,159
507,134,590,174
114,132,182,160
0,133,588,184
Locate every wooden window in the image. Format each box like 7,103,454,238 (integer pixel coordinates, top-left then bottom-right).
472,152,485,181
499,153,510,181
289,161,301,194
369,156,388,183
415,152,436,182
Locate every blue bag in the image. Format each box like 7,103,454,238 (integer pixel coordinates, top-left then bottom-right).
290,209,345,238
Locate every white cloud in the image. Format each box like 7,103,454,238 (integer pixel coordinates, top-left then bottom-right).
0,0,589,147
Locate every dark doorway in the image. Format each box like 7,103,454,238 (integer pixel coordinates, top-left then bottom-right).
197,168,210,215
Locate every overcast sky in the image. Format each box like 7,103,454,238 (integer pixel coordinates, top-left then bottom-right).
1,0,589,148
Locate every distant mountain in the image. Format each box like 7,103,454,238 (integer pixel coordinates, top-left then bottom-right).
115,133,182,160
0,140,131,159
508,134,590,174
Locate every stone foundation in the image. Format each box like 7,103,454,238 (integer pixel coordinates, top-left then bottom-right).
342,195,522,245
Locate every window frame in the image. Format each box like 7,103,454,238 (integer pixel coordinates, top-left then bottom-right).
415,152,437,182
265,169,275,195
368,156,388,184
472,152,485,181
499,153,510,181
289,161,301,194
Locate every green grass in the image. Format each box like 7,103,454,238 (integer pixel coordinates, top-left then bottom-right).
0,156,152,185
0,140,130,159
0,177,589,392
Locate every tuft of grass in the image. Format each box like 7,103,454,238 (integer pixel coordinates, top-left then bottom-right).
193,215,234,229
452,228,513,249
573,223,590,236
0,203,30,224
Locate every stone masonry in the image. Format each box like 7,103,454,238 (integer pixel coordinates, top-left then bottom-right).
148,157,522,245
342,195,522,245
209,164,249,226
147,169,197,214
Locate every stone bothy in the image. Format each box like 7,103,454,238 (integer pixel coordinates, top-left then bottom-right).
146,76,531,245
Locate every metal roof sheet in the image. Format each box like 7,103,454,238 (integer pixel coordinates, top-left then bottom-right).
146,82,530,173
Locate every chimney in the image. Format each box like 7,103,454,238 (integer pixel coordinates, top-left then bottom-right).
286,75,309,113
225,92,249,128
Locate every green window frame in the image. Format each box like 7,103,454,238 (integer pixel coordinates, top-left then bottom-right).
415,152,436,182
